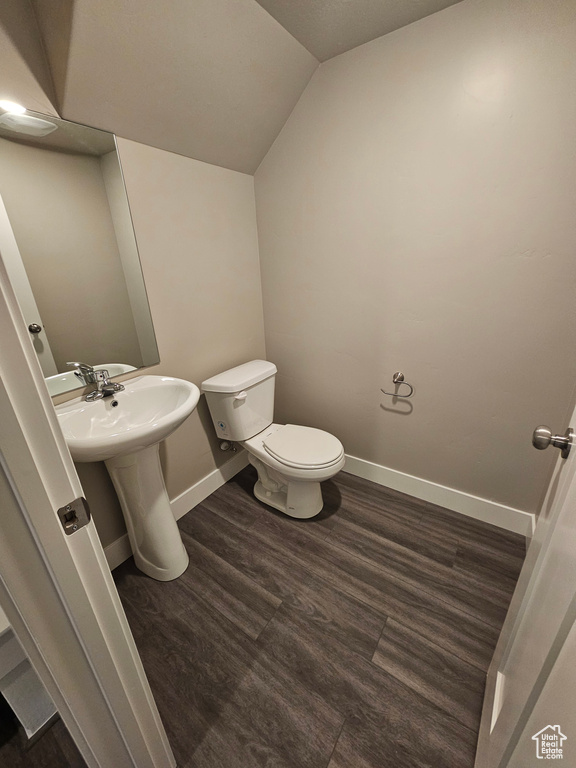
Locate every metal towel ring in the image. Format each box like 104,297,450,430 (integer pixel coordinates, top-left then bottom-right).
381,372,414,399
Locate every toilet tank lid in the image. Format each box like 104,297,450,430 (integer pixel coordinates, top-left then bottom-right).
201,360,277,393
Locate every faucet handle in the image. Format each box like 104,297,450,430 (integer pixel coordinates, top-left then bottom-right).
101,381,125,396
66,361,94,373
85,390,104,402
93,369,110,383
66,361,97,384
93,370,126,396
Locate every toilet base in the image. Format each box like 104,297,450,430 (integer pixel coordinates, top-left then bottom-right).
249,455,324,519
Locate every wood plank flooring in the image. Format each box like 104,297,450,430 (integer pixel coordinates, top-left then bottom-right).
0,466,524,767
0,695,84,768
112,466,525,768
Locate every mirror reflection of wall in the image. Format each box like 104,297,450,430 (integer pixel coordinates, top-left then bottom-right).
0,111,159,394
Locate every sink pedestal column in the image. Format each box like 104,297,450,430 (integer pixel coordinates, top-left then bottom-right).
105,443,189,581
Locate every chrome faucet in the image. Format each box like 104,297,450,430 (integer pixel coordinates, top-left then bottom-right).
66,362,125,401
67,361,97,385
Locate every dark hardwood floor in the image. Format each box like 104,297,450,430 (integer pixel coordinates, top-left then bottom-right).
114,466,525,768
0,695,84,768
0,466,525,767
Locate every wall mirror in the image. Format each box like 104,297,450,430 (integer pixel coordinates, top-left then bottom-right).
0,109,159,396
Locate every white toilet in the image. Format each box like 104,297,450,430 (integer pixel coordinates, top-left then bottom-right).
202,360,345,519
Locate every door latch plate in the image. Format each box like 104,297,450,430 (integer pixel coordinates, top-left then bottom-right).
57,497,91,535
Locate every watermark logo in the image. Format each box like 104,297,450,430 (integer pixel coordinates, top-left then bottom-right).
532,725,567,759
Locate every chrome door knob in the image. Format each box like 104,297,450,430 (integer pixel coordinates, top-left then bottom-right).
28,323,42,334
532,425,574,459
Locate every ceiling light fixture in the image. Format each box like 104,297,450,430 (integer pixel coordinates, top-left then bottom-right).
0,100,58,137
0,100,27,115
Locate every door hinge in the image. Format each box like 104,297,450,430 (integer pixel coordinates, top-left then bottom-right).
57,497,91,535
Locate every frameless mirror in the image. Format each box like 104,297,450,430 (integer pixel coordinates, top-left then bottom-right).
0,109,159,396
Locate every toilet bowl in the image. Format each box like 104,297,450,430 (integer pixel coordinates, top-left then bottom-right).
201,361,345,519
243,423,345,518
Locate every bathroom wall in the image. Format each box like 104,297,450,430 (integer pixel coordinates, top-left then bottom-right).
3,0,575,545
76,138,265,547
255,0,576,513
0,138,142,371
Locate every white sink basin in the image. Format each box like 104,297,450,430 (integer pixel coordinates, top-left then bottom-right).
56,375,200,462
55,375,200,582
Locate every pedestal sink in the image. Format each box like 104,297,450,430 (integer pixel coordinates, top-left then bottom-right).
56,375,200,581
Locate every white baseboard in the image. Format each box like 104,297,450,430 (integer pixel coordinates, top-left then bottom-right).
344,454,535,538
103,535,133,572
170,449,249,521
104,450,249,571
104,448,533,570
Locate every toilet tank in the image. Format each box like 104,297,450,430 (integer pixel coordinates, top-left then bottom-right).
201,360,277,441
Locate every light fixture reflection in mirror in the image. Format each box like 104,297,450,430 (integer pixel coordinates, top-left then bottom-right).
0,109,160,396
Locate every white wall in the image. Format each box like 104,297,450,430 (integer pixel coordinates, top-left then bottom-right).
255,0,576,513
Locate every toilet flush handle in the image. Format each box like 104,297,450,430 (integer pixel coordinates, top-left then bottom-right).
234,391,248,402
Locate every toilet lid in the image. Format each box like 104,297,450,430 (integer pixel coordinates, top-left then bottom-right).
263,425,344,469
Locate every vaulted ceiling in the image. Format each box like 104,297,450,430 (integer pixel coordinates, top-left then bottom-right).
254,0,465,61
2,0,465,173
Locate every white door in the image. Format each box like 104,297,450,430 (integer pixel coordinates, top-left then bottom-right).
0,234,175,767
0,193,57,376
475,410,576,767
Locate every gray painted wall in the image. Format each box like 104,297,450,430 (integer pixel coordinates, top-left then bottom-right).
255,0,576,513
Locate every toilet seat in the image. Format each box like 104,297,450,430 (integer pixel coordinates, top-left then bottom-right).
263,424,344,470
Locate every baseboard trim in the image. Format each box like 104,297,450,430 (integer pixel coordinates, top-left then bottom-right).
103,535,133,572
104,450,250,571
104,449,534,570
344,454,535,538
170,450,249,521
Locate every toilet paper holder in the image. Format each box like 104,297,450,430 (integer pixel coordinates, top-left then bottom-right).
381,372,414,399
